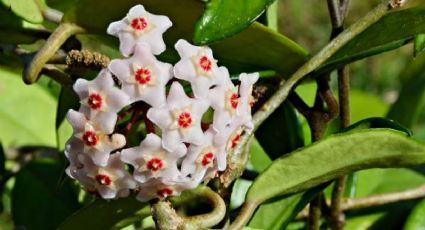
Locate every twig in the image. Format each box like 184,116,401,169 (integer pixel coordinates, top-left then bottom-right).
41,64,73,86
297,184,425,219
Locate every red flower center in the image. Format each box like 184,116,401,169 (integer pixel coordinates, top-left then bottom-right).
88,93,102,110
199,56,212,72
230,133,241,149
146,158,163,172
95,174,112,186
130,17,148,31
157,188,173,198
201,152,214,167
134,68,151,85
230,93,239,109
177,112,192,128
82,131,98,146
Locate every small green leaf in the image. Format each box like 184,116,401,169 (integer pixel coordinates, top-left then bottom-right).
193,0,276,44
255,101,304,160
414,34,425,57
404,198,425,230
1,0,43,24
316,6,425,75
59,196,149,230
12,158,81,230
341,117,412,136
247,129,425,204
62,0,309,77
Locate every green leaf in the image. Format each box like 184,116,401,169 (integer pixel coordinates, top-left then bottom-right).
193,0,276,44
387,51,425,128
316,6,425,75
0,68,57,148
1,0,43,24
247,129,425,204
62,0,309,77
341,117,412,136
12,158,80,230
59,196,149,230
404,198,425,230
414,34,425,57
255,101,304,160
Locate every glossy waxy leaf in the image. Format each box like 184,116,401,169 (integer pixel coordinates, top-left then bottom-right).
255,101,304,160
414,34,425,57
59,197,149,230
247,129,425,204
62,0,309,77
0,0,43,24
404,198,425,230
387,51,425,128
341,117,412,136
12,158,80,230
193,0,276,44
316,6,425,75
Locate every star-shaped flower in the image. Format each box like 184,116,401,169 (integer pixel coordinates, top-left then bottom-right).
107,4,172,56
173,39,225,98
147,82,209,151
66,110,126,166
73,69,130,133
121,133,186,183
208,69,240,132
181,128,226,183
108,43,172,107
77,153,137,199
136,178,197,202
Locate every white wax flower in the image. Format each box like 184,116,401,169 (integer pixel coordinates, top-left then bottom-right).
78,153,136,199
181,128,227,183
174,39,225,98
136,178,197,202
109,43,172,107
121,133,186,183
147,82,209,152
73,69,130,133
107,4,172,56
66,110,126,166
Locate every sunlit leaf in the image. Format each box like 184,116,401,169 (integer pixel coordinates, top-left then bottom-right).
414,34,425,57
404,198,425,230
0,0,43,24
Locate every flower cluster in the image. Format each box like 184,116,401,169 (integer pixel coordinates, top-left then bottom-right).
65,4,258,201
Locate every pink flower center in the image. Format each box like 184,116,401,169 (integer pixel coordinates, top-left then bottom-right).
134,68,151,85
177,112,192,128
130,17,148,31
146,158,163,172
157,188,173,198
201,152,214,167
95,174,112,186
88,93,102,110
198,56,212,72
82,131,98,146
229,93,239,109
230,133,241,149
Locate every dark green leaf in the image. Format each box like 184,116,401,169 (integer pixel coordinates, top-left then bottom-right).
12,158,80,230
62,0,309,77
247,129,425,204
59,196,149,230
387,51,425,128
193,0,276,44
255,101,304,160
404,198,425,230
1,0,43,23
341,117,412,136
414,34,425,57
316,6,425,75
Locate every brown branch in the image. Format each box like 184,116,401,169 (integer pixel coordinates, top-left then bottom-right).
297,184,425,220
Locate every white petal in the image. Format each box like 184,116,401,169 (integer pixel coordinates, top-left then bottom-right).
173,59,196,81
162,130,182,152
66,110,86,132
107,20,126,35
149,14,172,33
175,39,198,58
73,79,89,99
94,112,117,134
98,186,116,199
140,32,166,55
146,107,172,129
108,59,131,82
166,82,190,107
118,32,136,57
128,5,146,18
